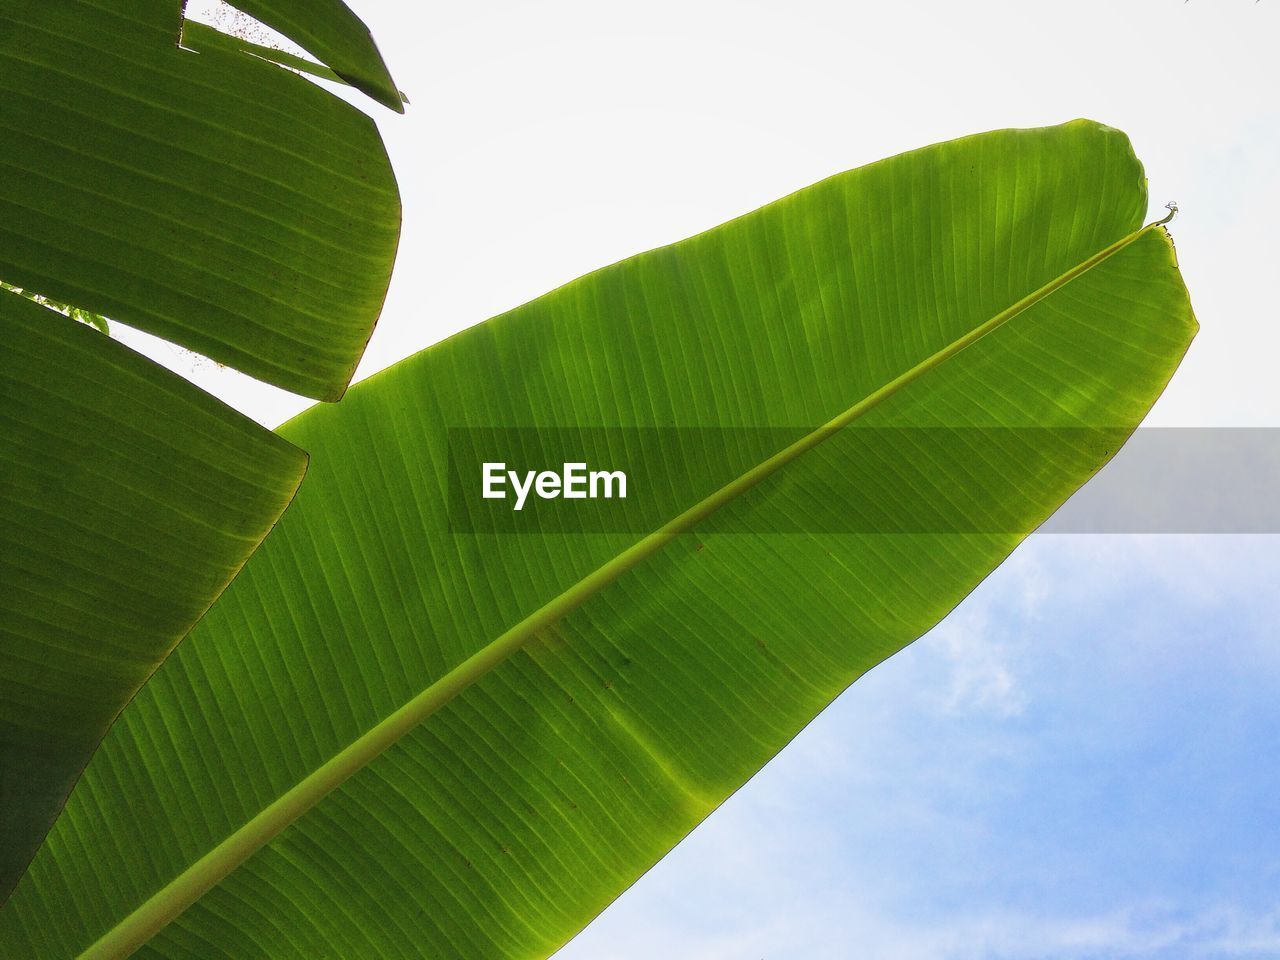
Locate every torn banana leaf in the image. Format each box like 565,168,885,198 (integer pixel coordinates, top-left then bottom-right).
0,0,401,901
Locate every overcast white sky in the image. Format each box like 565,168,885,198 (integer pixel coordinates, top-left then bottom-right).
154,0,1280,432
147,2,1279,957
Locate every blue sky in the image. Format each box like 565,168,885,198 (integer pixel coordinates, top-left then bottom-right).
163,1,1280,956
557,535,1280,959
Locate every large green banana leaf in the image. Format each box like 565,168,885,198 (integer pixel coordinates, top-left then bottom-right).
0,120,1196,959
0,0,400,903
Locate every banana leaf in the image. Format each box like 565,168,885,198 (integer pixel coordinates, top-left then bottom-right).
0,0,401,400
0,120,1196,959
0,0,400,901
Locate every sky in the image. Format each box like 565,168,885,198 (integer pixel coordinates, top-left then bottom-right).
148,2,1279,957
557,535,1280,960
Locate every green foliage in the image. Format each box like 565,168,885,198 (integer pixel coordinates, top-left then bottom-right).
0,295,306,910
1,121,1195,959
0,0,401,902
0,0,401,399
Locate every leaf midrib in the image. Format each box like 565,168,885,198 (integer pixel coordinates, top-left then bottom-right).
77,217,1165,960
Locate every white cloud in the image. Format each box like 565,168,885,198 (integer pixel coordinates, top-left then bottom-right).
560,875,1280,960
932,602,1028,720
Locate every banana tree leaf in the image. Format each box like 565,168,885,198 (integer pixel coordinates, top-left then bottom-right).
179,21,347,92
0,121,1196,959
0,0,401,401
0,291,307,905
224,0,403,111
0,0,401,902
